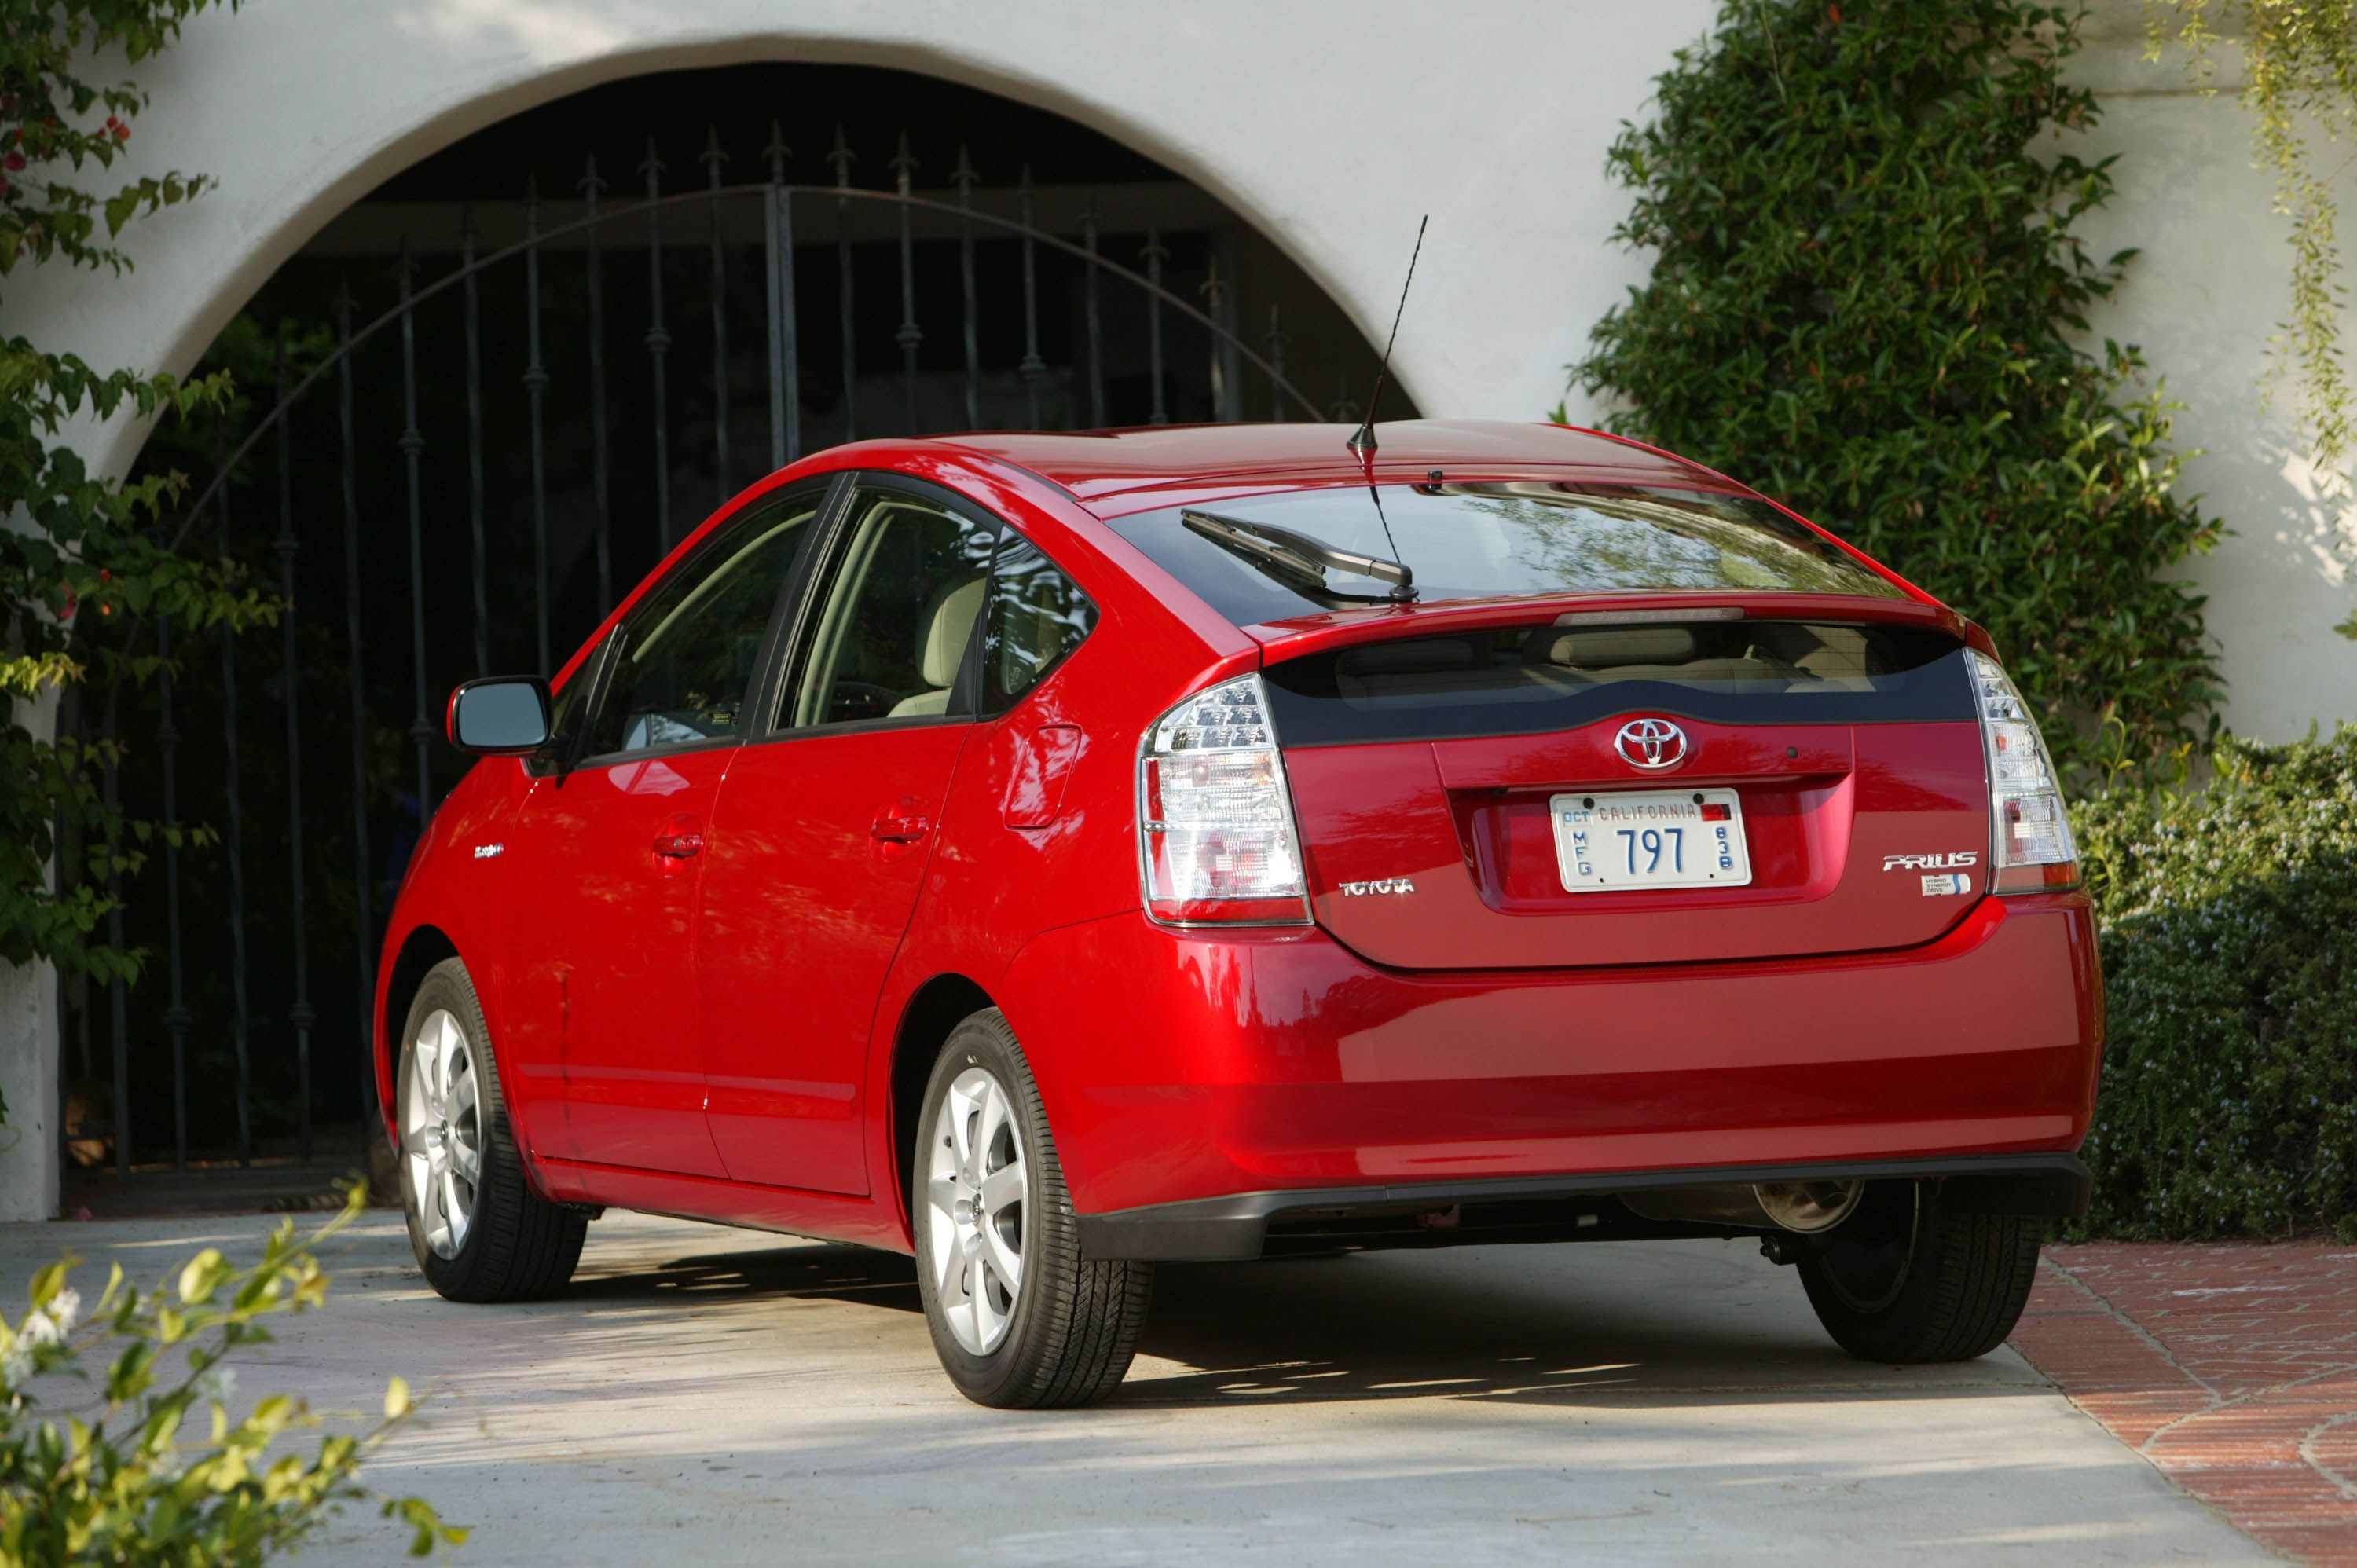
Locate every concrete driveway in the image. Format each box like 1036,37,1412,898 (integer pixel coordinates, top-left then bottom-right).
0,1210,2271,1566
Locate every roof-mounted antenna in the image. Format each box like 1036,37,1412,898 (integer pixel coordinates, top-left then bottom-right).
1347,214,1428,457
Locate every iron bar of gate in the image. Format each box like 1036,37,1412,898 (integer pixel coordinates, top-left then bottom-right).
763,126,798,468
155,613,189,1170
1017,167,1043,427
103,174,1338,1170
150,181,1322,569
892,134,921,433
336,282,376,1150
829,127,856,441
1201,255,1226,422
1266,305,1287,421
583,156,614,611
643,138,673,555
704,126,731,503
273,335,314,1165
462,207,489,676
1143,229,1170,425
213,425,255,1166
1082,194,1105,427
102,720,126,1174
954,147,980,431
398,244,432,823
522,181,552,676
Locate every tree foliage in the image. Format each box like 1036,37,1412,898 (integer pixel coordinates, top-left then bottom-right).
1568,0,2222,777
2,0,270,1033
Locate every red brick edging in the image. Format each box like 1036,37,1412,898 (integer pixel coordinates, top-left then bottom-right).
2011,1244,2357,1567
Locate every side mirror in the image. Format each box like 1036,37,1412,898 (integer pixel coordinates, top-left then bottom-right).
447,676,552,755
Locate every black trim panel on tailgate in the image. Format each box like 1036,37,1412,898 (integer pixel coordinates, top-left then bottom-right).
1262,625,1975,747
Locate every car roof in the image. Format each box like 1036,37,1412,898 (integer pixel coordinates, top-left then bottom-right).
926,419,1736,513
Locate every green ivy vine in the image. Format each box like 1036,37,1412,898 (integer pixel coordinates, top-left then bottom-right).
2,0,272,1126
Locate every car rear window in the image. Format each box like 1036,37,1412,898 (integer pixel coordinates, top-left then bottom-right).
1101,481,1905,625
1261,618,1973,746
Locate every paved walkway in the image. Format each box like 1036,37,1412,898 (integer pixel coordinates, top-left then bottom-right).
1,1211,2273,1566
2014,1242,2357,1567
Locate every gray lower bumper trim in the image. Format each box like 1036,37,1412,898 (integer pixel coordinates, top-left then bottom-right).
1073,1152,2092,1262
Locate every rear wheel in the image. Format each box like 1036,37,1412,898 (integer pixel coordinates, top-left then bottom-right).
1796,1181,2043,1363
397,958,586,1302
914,1009,1153,1408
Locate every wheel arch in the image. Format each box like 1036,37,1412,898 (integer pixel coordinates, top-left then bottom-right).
887,973,999,1225
379,924,463,1123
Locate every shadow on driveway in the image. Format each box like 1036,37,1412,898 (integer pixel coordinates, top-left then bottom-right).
550,1233,2048,1411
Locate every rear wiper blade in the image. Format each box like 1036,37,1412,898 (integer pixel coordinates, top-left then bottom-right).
1180,510,1417,604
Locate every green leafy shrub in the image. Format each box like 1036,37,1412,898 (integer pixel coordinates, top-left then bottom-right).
0,1186,464,1562
2071,728,2357,1238
1567,0,2222,778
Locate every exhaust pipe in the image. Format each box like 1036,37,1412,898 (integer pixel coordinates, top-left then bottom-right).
1622,1178,1864,1233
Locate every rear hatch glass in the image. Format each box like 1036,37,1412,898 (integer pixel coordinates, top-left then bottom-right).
1102,481,1905,625
1261,618,1989,969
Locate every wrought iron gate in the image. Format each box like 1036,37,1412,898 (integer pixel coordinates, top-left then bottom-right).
68,126,1360,1180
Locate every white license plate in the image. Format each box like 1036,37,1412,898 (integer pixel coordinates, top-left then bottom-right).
1550,788,1753,893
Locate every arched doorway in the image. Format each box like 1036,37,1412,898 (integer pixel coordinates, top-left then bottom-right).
68,62,1407,1185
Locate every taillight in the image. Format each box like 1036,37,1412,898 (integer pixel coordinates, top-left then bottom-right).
1967,649,2080,892
1137,673,1310,925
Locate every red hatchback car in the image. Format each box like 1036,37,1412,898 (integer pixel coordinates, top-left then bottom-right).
381,419,2099,1408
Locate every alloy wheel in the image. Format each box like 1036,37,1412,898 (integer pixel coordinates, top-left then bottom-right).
401,1007,484,1260
926,1067,1028,1355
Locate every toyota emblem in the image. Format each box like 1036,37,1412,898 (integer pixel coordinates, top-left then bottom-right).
1614,717,1688,771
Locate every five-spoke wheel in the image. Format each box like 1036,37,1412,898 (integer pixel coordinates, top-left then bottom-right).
926,1067,1029,1355
913,1009,1153,1407
401,1007,485,1259
395,957,586,1302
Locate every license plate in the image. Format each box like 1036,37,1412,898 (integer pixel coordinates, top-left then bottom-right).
1550,788,1753,893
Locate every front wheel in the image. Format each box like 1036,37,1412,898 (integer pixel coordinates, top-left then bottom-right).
1796,1181,2043,1363
397,957,586,1302
914,1009,1153,1408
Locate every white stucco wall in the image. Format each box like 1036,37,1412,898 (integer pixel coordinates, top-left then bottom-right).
2,0,2350,1210
0,688,62,1222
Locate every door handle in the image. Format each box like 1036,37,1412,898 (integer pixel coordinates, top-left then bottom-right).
870,800,931,844
652,826,705,859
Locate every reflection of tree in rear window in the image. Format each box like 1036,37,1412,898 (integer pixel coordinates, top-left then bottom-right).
1103,482,1901,625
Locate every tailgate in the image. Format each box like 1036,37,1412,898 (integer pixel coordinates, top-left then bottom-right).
1263,614,1989,969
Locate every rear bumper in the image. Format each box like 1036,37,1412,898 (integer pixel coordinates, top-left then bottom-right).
996,892,2103,1246
1074,1152,2093,1261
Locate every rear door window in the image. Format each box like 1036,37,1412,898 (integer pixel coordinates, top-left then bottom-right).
1103,481,1904,625
780,487,998,729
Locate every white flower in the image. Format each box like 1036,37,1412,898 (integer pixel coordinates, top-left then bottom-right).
46,1288,79,1337
189,1365,236,1409
0,1346,29,1392
16,1308,61,1351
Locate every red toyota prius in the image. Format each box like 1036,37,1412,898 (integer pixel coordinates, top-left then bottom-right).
379,420,2099,1408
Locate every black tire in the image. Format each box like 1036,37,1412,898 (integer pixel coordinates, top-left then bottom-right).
1796,1181,2044,1363
912,1009,1153,1408
396,957,585,1302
